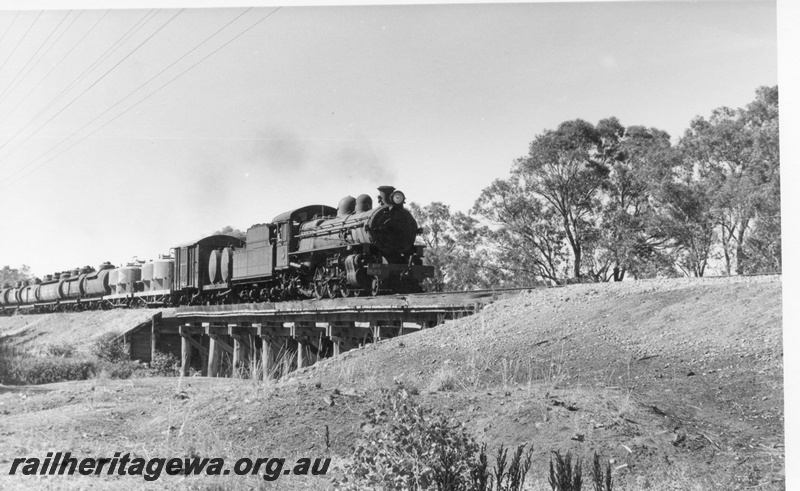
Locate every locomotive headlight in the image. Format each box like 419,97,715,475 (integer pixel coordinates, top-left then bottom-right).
390,190,406,205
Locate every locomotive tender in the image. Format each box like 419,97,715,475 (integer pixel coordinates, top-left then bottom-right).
0,186,433,313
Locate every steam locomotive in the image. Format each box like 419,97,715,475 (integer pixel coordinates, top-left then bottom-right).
0,185,434,313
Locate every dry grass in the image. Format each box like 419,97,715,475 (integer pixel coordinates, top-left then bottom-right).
539,342,569,389
426,366,461,392
332,356,358,384
467,352,492,388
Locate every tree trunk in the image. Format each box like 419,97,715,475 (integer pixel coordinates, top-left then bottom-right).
735,220,748,275
573,246,581,278
721,223,732,275
562,217,582,279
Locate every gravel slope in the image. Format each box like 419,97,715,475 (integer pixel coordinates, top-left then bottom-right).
0,309,174,351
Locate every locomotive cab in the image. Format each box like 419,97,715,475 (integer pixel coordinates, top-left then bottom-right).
272,205,337,271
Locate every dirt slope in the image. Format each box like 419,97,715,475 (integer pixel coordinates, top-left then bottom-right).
0,309,174,351
0,276,783,490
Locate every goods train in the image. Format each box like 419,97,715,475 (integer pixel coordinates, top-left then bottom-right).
0,186,434,314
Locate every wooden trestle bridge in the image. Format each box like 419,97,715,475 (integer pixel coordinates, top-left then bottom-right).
122,292,502,380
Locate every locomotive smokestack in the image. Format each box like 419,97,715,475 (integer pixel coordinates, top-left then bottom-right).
377,186,395,206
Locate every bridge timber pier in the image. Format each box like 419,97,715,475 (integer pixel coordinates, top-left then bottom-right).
124,293,502,380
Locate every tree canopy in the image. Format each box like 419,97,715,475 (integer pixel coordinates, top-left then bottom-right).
414,86,779,288
0,265,34,286
678,86,780,275
212,226,247,241
408,202,493,291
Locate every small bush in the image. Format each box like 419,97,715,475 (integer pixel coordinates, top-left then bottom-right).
495,444,534,491
549,451,612,491
341,388,479,490
339,389,534,491
4,356,97,385
148,351,180,377
427,366,460,392
398,379,421,395
90,332,128,363
549,451,581,491
97,359,141,379
1,336,92,385
45,343,77,358
590,452,613,491
0,335,147,384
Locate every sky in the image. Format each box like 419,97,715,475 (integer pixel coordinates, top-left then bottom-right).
0,1,783,277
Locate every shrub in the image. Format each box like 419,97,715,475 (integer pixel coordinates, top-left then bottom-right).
148,351,180,377
45,343,77,358
549,451,612,491
495,444,534,491
341,388,479,490
0,335,147,384
90,332,128,363
97,359,142,379
3,356,97,385
426,366,460,393
549,451,580,491
339,389,534,491
590,452,613,491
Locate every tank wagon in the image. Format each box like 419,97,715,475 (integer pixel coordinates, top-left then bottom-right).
0,237,238,313
1,185,433,313
0,267,103,313
0,282,22,312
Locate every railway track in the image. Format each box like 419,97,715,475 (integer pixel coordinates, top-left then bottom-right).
3,272,779,318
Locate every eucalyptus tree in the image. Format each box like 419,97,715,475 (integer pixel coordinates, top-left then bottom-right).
472,178,568,285
408,202,487,291
0,265,34,285
679,86,779,274
212,226,247,241
595,122,677,280
513,119,609,279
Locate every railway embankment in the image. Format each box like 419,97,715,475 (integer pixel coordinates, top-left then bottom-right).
0,308,176,352
0,275,784,490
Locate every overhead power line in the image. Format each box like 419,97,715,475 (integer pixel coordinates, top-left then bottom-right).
0,11,43,75
0,11,21,47
3,9,187,182
1,10,179,175
0,11,102,128
3,8,249,180
0,9,155,160
1,8,183,180
0,11,73,108
0,7,281,192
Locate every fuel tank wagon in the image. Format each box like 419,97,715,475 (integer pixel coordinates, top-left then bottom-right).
0,284,18,309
